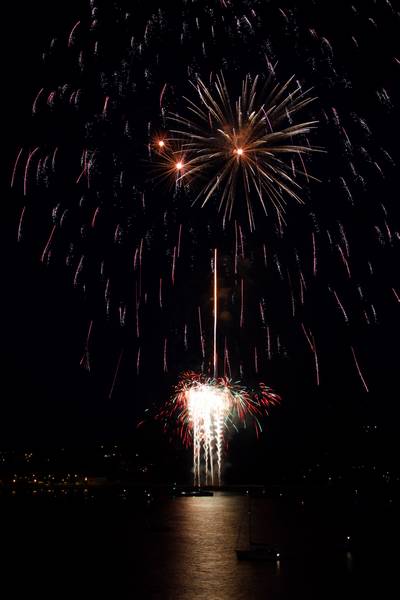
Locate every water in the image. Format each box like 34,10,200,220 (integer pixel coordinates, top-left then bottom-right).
134,493,352,599
1,492,397,598
139,494,286,598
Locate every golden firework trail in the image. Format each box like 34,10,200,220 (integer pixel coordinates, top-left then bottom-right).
170,72,321,230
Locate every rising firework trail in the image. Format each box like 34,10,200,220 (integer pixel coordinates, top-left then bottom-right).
213,248,218,379
167,250,279,486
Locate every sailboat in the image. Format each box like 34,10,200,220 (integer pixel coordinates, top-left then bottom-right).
236,497,281,561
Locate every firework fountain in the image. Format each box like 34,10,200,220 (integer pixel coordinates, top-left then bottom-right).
187,376,228,486
166,367,280,487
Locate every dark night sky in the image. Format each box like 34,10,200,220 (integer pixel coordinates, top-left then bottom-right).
1,0,399,473
2,1,107,445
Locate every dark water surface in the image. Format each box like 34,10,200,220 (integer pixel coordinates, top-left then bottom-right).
2,492,397,598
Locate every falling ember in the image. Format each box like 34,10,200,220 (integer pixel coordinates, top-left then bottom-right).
102,96,110,117
175,161,184,171
350,346,369,393
108,349,124,400
41,224,57,263
24,147,40,196
163,337,168,373
17,206,26,242
311,232,317,277
11,148,24,188
198,306,205,358
68,20,81,47
80,320,93,372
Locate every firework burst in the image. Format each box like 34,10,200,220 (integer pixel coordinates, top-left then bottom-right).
159,371,280,486
170,72,320,230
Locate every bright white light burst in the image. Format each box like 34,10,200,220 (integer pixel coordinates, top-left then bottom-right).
158,372,280,487
187,382,230,487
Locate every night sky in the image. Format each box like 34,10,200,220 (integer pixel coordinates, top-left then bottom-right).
2,0,399,476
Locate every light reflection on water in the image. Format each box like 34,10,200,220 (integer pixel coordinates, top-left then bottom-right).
137,494,279,599
133,492,359,599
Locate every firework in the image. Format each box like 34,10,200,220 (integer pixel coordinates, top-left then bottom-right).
151,138,189,189
12,0,398,407
159,371,280,486
170,73,320,230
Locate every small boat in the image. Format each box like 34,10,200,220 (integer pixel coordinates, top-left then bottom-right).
173,488,214,497
236,543,280,561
